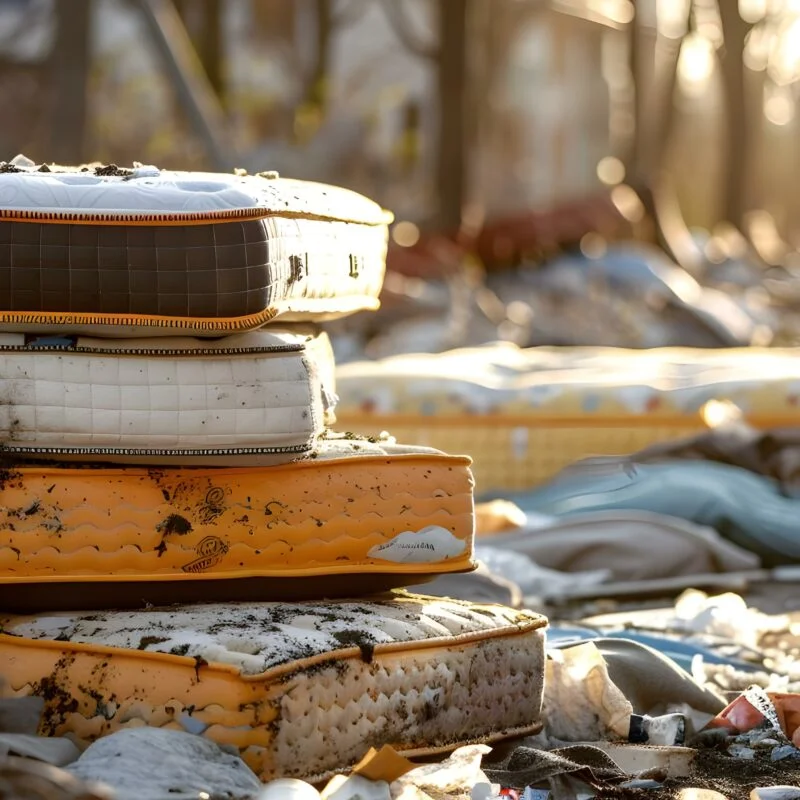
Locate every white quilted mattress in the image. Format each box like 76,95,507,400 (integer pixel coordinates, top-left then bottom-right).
0,328,336,465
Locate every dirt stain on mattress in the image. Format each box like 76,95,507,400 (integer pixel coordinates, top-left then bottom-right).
331,629,377,663
0,466,22,491
154,513,193,557
34,653,79,735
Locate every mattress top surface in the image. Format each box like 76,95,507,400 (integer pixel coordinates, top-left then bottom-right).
1,594,544,676
335,343,800,416
0,160,391,225
310,432,453,459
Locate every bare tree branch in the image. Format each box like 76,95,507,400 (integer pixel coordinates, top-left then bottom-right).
379,0,439,61
134,0,237,169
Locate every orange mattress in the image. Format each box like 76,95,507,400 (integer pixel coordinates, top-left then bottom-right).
0,435,475,609
0,595,547,782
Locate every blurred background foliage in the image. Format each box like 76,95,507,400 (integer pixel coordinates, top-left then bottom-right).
5,0,800,353
3,0,800,236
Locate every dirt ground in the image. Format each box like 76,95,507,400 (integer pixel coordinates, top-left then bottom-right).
596,749,800,799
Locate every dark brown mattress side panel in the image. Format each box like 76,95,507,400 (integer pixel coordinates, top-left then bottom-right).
0,220,272,318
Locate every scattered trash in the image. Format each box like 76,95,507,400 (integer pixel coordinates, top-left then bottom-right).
388,746,492,799
542,643,633,742
260,779,322,799
628,713,687,746
65,728,262,800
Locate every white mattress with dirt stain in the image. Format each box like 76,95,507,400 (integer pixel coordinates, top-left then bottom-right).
0,328,336,465
0,594,547,782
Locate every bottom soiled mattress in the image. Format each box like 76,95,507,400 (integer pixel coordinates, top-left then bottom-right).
0,594,547,782
0,434,475,609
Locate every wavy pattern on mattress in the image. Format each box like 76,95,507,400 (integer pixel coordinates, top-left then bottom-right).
0,435,475,586
0,168,390,336
0,595,546,782
0,328,336,464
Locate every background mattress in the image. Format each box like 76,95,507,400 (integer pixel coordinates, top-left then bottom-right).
0,328,335,465
335,343,800,492
0,595,547,782
0,165,390,336
0,435,476,608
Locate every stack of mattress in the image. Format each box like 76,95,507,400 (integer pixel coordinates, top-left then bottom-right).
335,342,800,492
0,160,546,782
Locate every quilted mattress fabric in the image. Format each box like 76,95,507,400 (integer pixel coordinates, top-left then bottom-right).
0,164,390,336
0,435,476,605
0,595,547,782
0,328,336,465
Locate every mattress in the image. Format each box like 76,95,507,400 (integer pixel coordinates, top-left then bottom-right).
334,343,800,492
0,162,391,336
0,328,336,466
0,434,476,609
0,595,547,782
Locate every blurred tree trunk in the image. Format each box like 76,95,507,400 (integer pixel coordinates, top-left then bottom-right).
50,0,92,163
251,0,296,41
136,0,235,169
436,0,468,231
625,0,645,181
718,0,751,229
175,0,224,102
630,2,707,273
197,0,224,100
308,0,333,114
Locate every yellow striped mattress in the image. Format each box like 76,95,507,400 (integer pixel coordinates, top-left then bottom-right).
0,163,390,336
0,327,336,466
335,343,800,491
0,435,475,609
0,595,547,782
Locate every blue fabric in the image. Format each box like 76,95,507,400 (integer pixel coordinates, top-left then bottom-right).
503,462,800,566
546,626,763,675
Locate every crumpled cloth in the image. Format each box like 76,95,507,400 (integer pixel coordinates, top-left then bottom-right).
473,508,759,582
632,420,800,498
508,459,800,566
0,695,80,767
482,744,625,792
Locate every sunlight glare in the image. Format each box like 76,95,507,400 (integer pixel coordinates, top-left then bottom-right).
392,221,421,248
657,0,691,39
764,92,795,126
678,34,715,96
596,156,626,186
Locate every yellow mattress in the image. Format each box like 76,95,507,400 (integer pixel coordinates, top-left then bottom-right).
335,344,800,491
0,595,547,782
0,435,475,609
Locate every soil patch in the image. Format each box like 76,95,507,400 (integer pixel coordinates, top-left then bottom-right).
595,749,800,799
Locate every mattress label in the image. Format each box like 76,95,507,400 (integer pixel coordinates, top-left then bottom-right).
368,526,466,563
